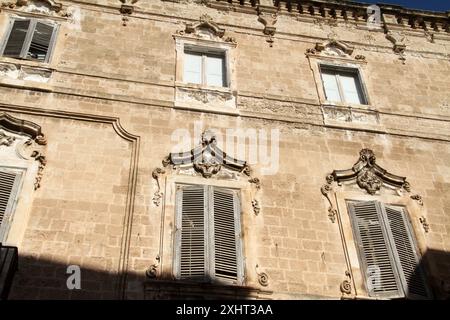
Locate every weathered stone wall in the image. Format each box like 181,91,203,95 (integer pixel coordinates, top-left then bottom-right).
0,0,448,299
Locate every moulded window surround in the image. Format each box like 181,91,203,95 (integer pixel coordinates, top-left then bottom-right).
319,65,368,105
173,183,244,285
183,46,228,88
0,17,58,63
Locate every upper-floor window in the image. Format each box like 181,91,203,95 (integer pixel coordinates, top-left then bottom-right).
320,66,367,105
0,168,24,242
1,18,57,63
184,47,227,88
347,200,430,299
174,184,243,284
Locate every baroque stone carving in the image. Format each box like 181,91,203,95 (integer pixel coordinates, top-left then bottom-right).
386,31,407,63
177,14,225,40
153,130,261,215
1,0,71,17
340,271,352,296
162,129,251,179
419,216,430,233
331,149,409,195
321,174,337,223
256,264,269,287
411,194,424,206
145,255,160,279
0,113,47,189
152,167,166,207
0,131,15,146
307,39,355,58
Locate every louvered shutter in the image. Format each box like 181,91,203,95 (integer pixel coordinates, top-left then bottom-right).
211,187,242,283
2,20,31,58
383,205,430,299
176,185,207,280
348,201,403,298
27,22,55,61
0,170,22,242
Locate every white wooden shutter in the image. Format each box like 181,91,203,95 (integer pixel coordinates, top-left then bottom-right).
205,55,225,87
0,169,22,242
348,201,403,298
2,20,31,58
321,71,342,102
176,185,207,280
383,205,430,299
27,22,55,62
210,187,242,283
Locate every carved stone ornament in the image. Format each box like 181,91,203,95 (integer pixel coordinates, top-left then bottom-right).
332,149,409,195
419,216,430,233
175,13,234,43
255,264,269,287
145,255,160,279
1,0,71,18
321,174,337,223
153,130,261,211
386,31,407,63
0,113,47,190
307,39,355,58
340,271,352,296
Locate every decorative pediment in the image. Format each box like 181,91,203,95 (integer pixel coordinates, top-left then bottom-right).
332,148,407,194
1,0,70,17
321,148,423,223
0,112,46,145
0,113,47,189
152,130,261,215
185,14,225,39
163,130,250,179
306,39,365,60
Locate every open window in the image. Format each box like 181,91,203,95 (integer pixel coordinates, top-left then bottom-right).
1,18,58,63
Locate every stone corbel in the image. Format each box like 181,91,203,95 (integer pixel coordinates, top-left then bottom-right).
257,3,278,47
419,216,430,233
145,255,160,279
386,31,407,63
119,0,139,26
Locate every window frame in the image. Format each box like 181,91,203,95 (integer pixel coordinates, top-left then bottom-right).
0,17,58,63
183,45,229,88
173,183,244,285
319,64,368,105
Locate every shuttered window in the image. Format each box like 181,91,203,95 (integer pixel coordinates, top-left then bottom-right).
348,201,431,299
320,66,367,105
1,18,57,62
0,168,23,242
183,48,227,87
175,184,243,284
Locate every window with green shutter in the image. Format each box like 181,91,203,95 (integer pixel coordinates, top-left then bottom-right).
1,18,58,62
174,184,244,285
347,200,431,299
0,168,23,242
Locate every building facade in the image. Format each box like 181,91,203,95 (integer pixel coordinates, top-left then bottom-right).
0,0,449,299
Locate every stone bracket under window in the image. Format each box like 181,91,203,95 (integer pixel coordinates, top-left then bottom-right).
0,62,53,84
1,0,71,18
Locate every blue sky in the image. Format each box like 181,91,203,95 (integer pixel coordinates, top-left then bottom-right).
355,0,450,12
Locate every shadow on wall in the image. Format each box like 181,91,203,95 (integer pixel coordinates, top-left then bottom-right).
3,249,449,300
4,253,263,300
419,249,450,300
